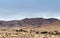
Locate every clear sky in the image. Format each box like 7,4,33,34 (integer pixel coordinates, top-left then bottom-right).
0,0,60,20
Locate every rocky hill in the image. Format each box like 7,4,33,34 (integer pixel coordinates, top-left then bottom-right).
0,18,59,27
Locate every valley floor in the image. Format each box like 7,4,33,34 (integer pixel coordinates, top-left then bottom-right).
0,27,60,38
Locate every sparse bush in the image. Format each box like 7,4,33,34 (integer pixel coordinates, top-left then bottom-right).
48,31,60,36
30,30,35,33
41,31,48,34
54,31,59,35
48,31,54,35
36,31,40,34
16,29,28,32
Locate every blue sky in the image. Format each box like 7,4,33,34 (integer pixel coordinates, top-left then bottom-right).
0,0,60,20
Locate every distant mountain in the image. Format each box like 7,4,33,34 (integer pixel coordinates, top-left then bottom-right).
0,18,59,27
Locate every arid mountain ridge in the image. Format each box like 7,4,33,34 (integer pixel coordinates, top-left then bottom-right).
0,18,60,27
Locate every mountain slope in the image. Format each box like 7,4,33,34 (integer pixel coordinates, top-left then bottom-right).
0,18,59,27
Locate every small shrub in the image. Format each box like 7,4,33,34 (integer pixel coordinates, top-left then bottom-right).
48,31,54,35
54,31,58,35
16,29,28,32
41,31,48,34
36,31,40,34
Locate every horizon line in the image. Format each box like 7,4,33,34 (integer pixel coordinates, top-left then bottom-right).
0,17,60,21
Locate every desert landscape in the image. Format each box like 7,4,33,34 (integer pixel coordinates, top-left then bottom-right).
0,0,60,38
0,18,60,38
